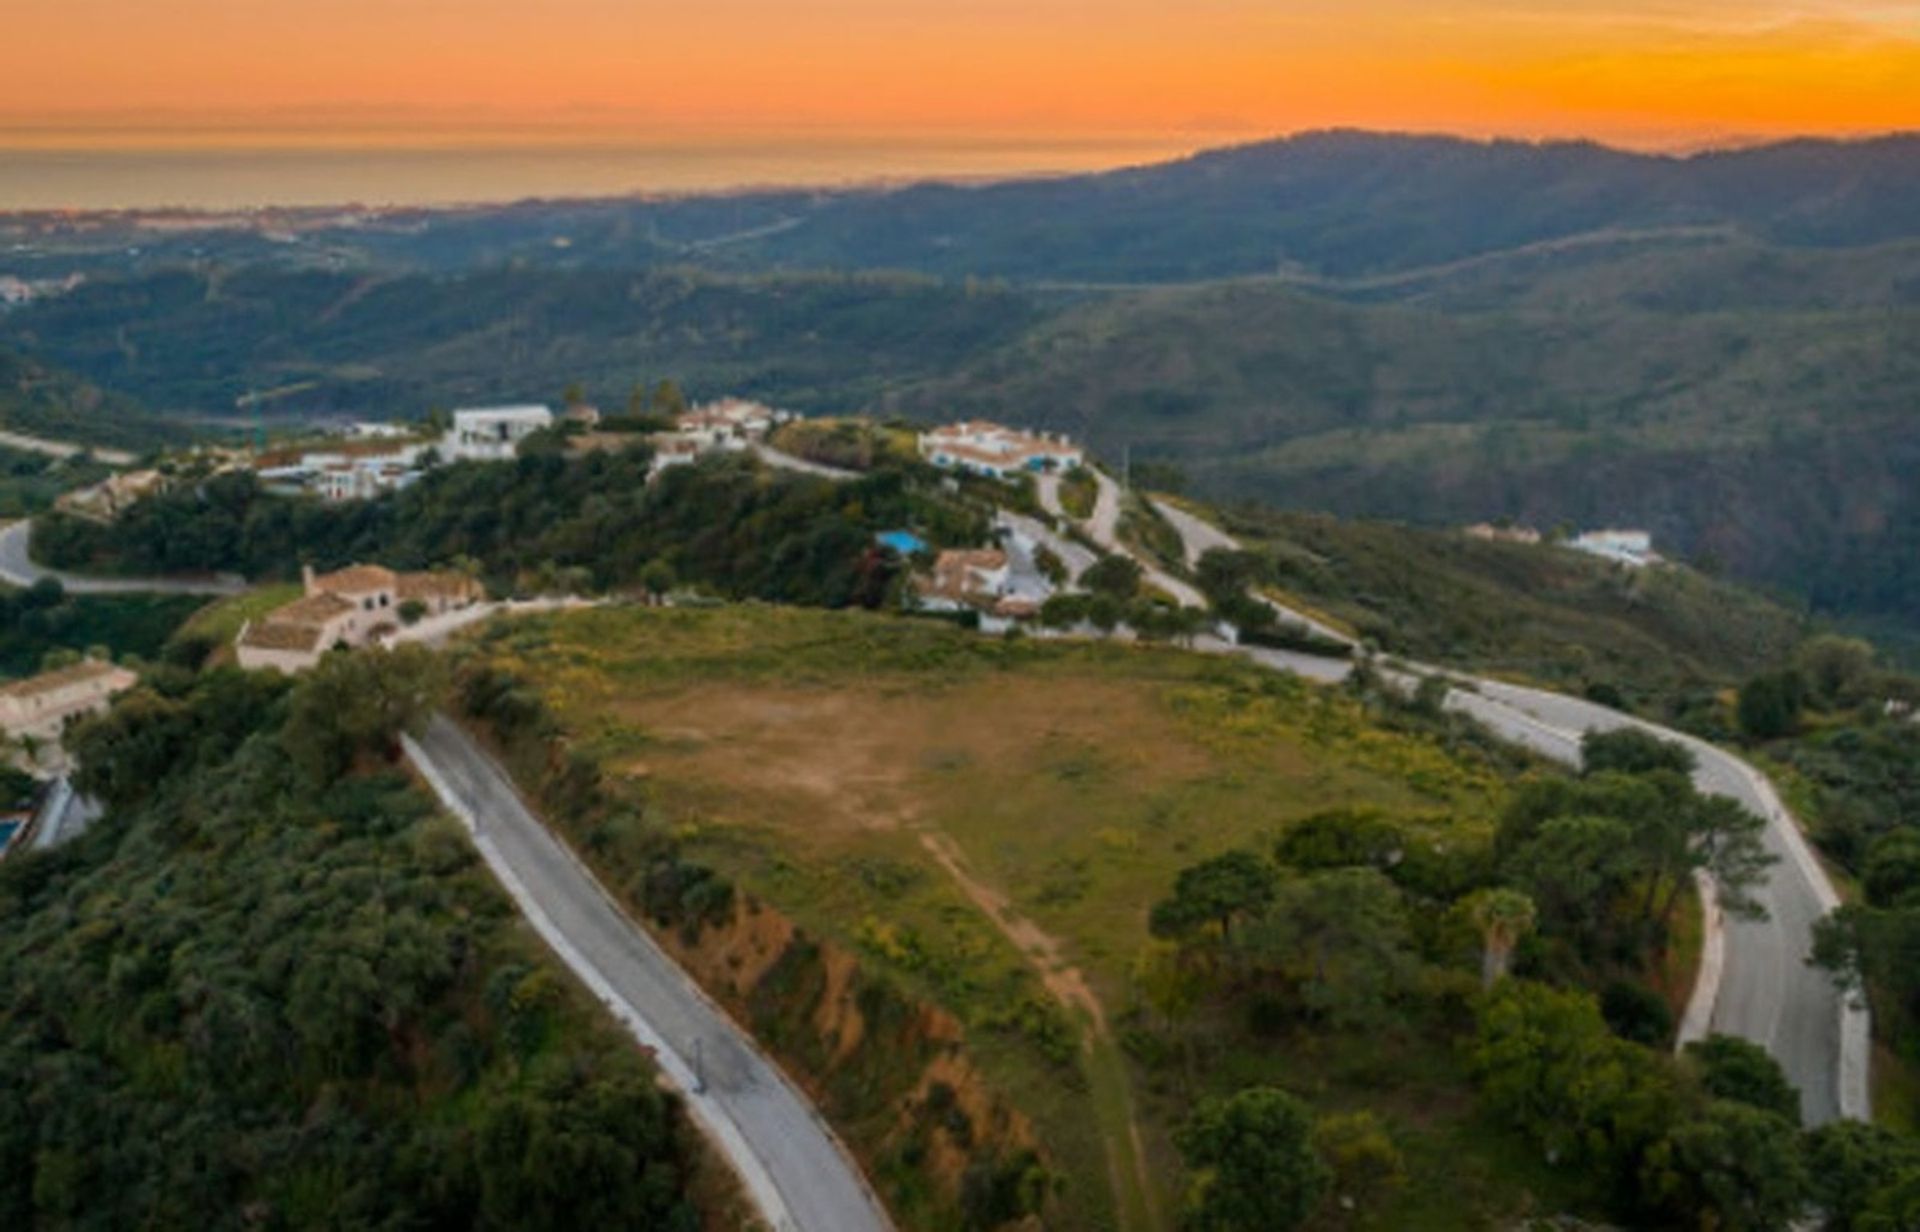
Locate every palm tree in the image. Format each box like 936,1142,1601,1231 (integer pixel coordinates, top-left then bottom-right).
1466,888,1537,988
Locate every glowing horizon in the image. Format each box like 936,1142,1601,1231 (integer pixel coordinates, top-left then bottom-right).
3,1,1917,154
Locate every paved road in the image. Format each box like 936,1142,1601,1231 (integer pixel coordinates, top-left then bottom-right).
1150,498,1356,646
405,716,892,1232
995,510,1097,584
1147,501,1867,1125
1452,679,1867,1125
0,428,137,467
0,519,244,596
26,777,102,851
1040,471,1209,608
751,442,862,481
382,597,601,650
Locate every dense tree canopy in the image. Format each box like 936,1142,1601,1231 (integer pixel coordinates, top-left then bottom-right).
1,663,709,1229
34,450,986,612
1175,1087,1329,1232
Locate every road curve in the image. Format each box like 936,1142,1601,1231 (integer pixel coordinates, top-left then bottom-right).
751,442,863,481
1150,498,1356,647
0,519,244,596
405,716,892,1232
1144,497,1866,1125
0,428,137,467
1452,680,1867,1125
1039,471,1208,608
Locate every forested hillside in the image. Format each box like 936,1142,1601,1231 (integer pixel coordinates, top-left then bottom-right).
30,448,979,613
16,131,1916,284
0,658,719,1228
0,266,1038,417
0,348,176,451
5,131,1919,633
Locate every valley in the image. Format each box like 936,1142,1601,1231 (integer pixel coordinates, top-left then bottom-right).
3,127,1920,1232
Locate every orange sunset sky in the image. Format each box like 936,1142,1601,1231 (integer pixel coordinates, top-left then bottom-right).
2,0,1917,150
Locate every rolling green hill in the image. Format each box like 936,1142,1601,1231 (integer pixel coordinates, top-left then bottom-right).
0,266,1039,418
4,131,1918,635
894,263,1920,632
0,663,722,1229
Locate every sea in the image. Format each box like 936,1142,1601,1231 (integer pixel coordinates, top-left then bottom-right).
0,134,1211,211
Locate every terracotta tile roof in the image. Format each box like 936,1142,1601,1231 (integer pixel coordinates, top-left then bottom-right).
0,659,130,701
268,591,357,626
238,621,330,653
917,549,1010,605
310,564,398,595
397,571,479,602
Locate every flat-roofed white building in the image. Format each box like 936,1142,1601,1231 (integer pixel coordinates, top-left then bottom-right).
1570,529,1659,569
918,420,1084,480
444,405,554,462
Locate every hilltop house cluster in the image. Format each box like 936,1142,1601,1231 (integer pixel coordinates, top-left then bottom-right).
236,563,482,673
638,397,795,477
257,404,561,502
897,419,1088,627
251,396,800,499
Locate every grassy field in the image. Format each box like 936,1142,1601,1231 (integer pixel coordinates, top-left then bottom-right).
470,603,1567,1230
174,582,304,660
1185,503,1808,728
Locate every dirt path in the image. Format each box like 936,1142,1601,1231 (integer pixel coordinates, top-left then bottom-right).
917,831,1164,1232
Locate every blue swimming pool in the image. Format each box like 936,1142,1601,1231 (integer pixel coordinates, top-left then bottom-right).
877,530,928,555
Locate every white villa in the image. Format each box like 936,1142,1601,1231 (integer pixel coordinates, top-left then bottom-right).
0,659,138,746
1570,529,1659,569
914,549,1013,613
315,454,426,502
639,398,795,479
918,421,1084,480
236,563,482,673
444,405,554,463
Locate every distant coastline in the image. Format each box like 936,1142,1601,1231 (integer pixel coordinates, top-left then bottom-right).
0,135,1206,212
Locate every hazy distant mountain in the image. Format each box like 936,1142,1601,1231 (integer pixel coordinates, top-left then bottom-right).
25,129,1915,287
700,130,1920,282
5,130,1920,633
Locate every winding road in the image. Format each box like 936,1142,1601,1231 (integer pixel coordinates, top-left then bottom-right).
1075,481,1865,1125
0,428,137,467
0,519,244,596
405,716,892,1232
1036,472,1206,608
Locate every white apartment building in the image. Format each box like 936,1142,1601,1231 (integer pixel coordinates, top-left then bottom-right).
444,405,554,462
